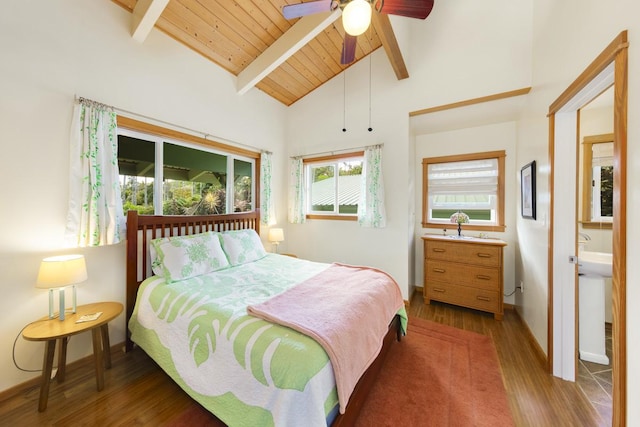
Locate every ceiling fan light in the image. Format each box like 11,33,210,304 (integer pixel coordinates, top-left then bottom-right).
342,0,372,36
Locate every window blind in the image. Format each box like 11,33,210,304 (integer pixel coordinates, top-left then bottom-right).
428,158,499,195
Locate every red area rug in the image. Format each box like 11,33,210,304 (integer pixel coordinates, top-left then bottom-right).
167,317,513,426
354,316,514,427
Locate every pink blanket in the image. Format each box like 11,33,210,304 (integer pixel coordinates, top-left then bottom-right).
246,263,404,414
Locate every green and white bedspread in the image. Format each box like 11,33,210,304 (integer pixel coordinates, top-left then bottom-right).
130,254,368,427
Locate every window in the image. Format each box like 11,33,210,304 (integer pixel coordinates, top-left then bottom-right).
580,134,613,228
304,152,363,220
117,117,258,216
422,151,506,231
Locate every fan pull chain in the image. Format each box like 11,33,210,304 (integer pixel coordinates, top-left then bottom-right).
342,71,347,132
368,54,373,132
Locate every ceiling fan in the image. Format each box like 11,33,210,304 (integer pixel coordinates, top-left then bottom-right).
282,0,435,64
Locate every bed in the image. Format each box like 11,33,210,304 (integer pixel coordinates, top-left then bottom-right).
125,210,405,427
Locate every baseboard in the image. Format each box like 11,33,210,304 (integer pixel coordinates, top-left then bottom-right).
512,307,548,368
413,286,423,301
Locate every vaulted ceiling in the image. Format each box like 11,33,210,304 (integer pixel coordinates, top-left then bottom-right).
111,0,417,106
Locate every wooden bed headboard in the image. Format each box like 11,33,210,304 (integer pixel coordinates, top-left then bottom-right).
125,209,261,351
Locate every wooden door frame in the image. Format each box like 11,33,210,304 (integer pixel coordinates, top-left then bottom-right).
547,30,628,426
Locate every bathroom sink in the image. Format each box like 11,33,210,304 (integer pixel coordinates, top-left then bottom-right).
578,251,613,278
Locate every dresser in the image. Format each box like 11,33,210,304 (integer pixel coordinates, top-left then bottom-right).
422,235,507,320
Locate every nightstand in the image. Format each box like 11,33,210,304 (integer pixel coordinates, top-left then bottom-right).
22,301,123,411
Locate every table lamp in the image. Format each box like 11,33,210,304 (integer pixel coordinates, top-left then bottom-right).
268,228,284,253
36,254,87,321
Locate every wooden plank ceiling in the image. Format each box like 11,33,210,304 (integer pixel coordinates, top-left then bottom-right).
111,0,409,106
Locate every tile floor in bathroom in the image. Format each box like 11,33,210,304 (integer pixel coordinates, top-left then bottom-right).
577,323,612,425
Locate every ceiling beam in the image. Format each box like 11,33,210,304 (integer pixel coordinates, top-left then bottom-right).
131,0,169,43
237,10,341,95
371,13,409,80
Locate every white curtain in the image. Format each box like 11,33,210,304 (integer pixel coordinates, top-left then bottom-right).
358,145,387,228
260,151,276,225
288,157,306,224
65,99,125,247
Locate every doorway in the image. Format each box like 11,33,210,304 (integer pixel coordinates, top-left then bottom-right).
547,31,628,426
577,91,614,421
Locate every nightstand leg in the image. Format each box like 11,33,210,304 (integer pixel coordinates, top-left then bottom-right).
100,323,112,369
91,328,104,391
56,337,68,383
38,340,56,412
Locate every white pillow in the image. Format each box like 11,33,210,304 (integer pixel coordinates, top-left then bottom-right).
150,231,229,282
219,229,267,266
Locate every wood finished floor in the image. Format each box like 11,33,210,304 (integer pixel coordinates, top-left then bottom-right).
1,293,609,426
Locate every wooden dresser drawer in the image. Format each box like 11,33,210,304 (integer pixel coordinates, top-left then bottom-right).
425,260,500,291
426,281,500,314
422,235,506,320
425,240,502,268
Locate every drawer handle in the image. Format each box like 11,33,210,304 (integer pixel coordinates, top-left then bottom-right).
432,288,446,293
433,248,446,253
476,275,491,280
433,268,446,273
476,295,491,302
477,253,492,258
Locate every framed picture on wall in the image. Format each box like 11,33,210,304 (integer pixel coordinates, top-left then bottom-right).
521,160,536,219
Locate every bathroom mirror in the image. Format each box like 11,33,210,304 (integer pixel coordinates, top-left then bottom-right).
580,133,613,229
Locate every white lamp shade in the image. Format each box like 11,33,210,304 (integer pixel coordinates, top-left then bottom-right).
36,254,88,289
268,228,284,243
342,0,372,36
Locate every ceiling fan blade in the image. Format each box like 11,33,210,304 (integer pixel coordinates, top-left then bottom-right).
375,0,434,19
341,34,357,64
283,0,334,19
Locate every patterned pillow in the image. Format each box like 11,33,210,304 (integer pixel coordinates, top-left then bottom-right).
219,229,267,266
150,232,229,282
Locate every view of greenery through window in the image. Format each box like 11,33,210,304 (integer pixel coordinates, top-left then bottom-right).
431,207,492,221
118,135,253,215
598,165,613,217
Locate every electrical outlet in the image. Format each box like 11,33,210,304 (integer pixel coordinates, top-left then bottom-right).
520,281,524,293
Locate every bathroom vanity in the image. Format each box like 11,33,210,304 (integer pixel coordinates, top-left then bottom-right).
578,250,613,365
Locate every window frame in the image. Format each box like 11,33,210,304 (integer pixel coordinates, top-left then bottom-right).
580,133,613,230
421,150,506,232
303,151,364,221
117,116,260,216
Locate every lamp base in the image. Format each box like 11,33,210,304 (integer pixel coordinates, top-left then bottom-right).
59,288,66,321
47,286,75,321
48,289,54,319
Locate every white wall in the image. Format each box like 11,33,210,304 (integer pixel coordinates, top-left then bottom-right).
285,0,532,300
0,1,287,392
414,122,518,303
517,0,639,421
285,51,412,294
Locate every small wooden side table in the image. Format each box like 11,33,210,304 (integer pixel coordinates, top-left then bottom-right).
22,301,123,411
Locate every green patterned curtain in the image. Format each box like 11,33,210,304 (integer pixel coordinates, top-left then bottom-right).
358,145,387,228
65,99,125,247
288,157,306,224
260,151,276,225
